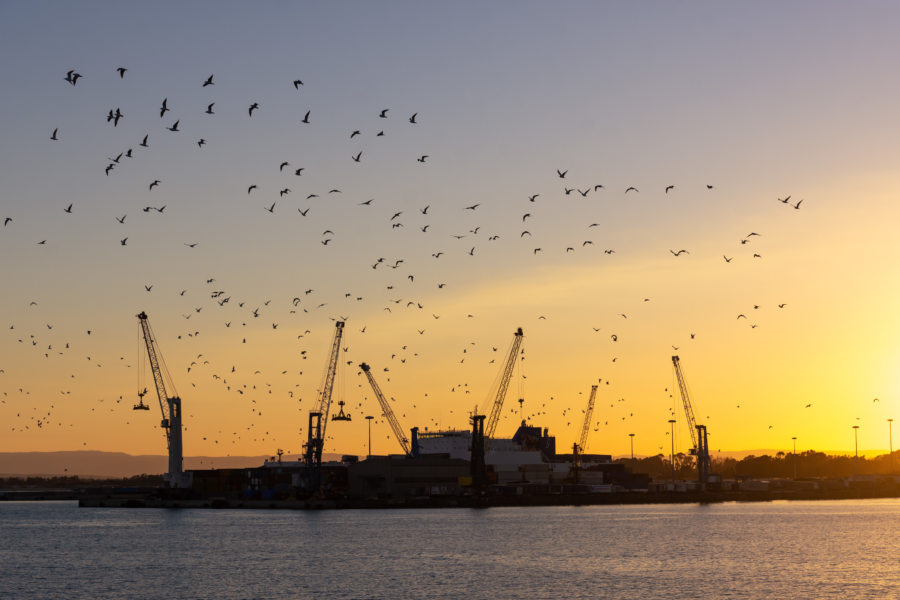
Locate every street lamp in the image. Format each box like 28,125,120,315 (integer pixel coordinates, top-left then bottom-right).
668,419,677,484
365,415,374,459
792,436,797,480
888,419,894,475
852,425,860,476
629,433,635,460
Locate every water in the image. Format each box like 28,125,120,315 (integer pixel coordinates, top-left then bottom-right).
1,499,897,599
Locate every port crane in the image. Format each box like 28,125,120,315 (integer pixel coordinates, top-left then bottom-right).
304,320,344,494
671,356,711,484
359,362,412,456
570,384,598,483
485,327,525,441
136,311,189,488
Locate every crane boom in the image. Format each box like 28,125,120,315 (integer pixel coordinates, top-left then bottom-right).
359,363,411,456
313,320,345,441
578,384,598,452
485,327,524,439
671,356,699,449
137,311,187,488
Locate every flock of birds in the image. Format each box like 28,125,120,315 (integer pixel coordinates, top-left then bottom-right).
6,63,867,461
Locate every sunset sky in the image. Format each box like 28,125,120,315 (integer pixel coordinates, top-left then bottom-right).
1,2,898,460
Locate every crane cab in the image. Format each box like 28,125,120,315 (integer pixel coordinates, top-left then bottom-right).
332,400,351,421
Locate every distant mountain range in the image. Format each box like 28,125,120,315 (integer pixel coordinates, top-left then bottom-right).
0,451,351,478
3,448,885,478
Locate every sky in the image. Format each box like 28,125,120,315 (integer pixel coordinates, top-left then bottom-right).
1,1,898,460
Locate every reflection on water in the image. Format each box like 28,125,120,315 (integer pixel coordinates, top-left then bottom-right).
1,499,897,599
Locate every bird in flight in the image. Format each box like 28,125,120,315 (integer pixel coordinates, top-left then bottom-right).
167,120,180,132
280,161,289,171
625,187,638,194
248,185,258,194
64,203,73,213
160,98,170,118
140,134,149,147
120,238,128,246
418,155,428,163
265,202,276,213
379,109,389,118
202,74,214,87
669,249,688,256
409,113,418,124
116,215,126,224
465,204,480,211
665,185,675,193
51,128,58,141
557,169,567,178
248,103,259,117
65,70,82,85
301,111,310,124
778,196,791,204
293,79,303,89
352,151,362,162
206,103,215,115
791,199,803,209
149,180,160,190
723,255,733,263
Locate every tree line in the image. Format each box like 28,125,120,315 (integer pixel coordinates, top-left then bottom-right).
617,450,899,481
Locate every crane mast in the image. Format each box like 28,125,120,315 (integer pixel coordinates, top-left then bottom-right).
578,384,598,453
304,320,344,494
359,363,411,456
137,311,188,488
671,355,711,484
485,327,524,439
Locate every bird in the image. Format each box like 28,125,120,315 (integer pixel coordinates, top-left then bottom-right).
265,202,275,213
140,134,149,147
778,196,791,204
149,180,160,190
202,74,214,87
120,238,128,246
669,249,689,256
160,98,170,118
63,203,73,213
791,199,803,209
522,213,531,221
167,120,180,132
301,111,310,124
557,169,567,178
465,204,480,210
293,79,303,89
280,188,291,197
144,285,152,292
418,155,428,163
50,128,58,141
248,185,258,194
116,67,127,78
115,215,126,224
350,130,361,138
206,103,215,115
409,113,418,124
625,186,638,193
248,103,259,117
197,139,206,148
723,255,733,263
665,185,675,193
298,208,310,216
279,161,289,172
528,194,539,202
379,109,389,118
184,243,198,248
352,151,362,162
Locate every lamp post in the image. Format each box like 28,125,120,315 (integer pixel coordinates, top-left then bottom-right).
365,415,374,459
888,418,894,475
629,433,635,460
792,436,797,480
668,419,677,484
852,425,860,476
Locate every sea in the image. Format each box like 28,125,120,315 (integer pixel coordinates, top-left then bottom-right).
0,499,897,599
